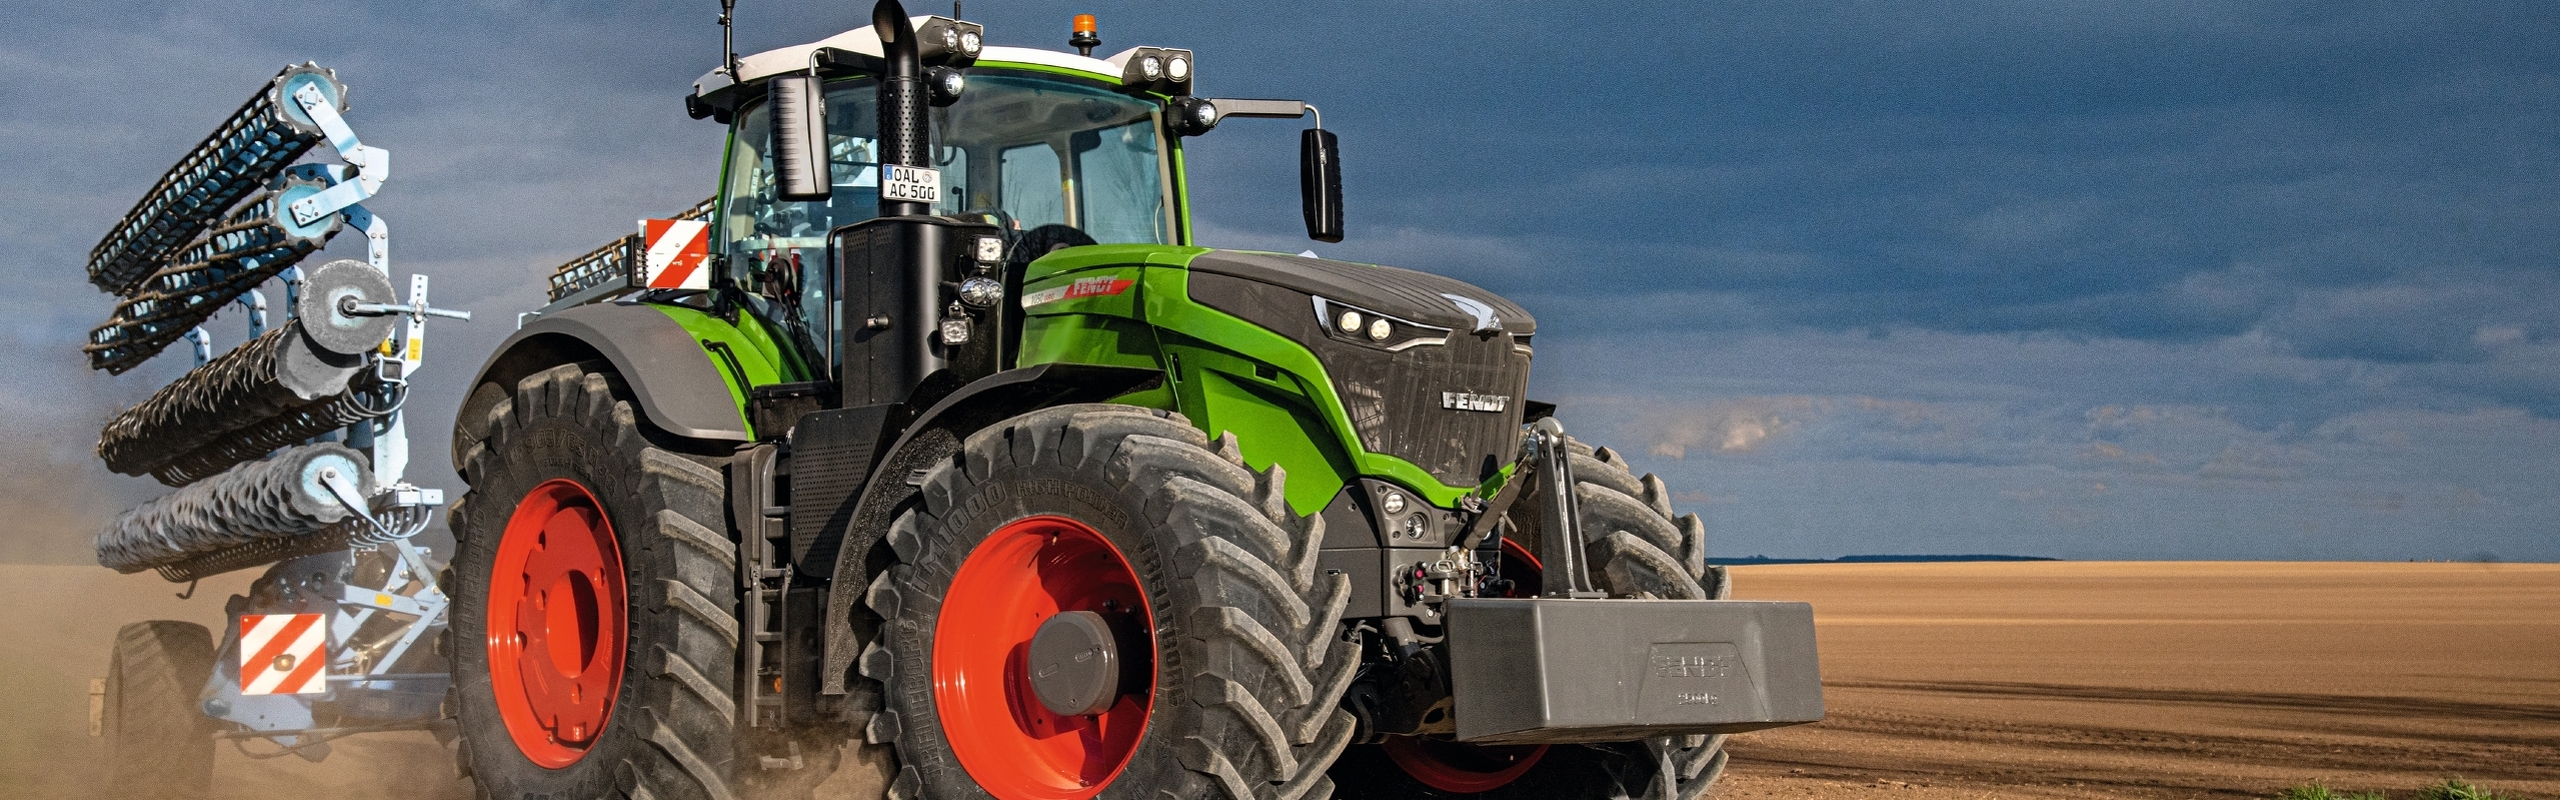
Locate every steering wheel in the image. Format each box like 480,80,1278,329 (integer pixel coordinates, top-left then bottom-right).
1005,224,1100,273
952,208,1017,237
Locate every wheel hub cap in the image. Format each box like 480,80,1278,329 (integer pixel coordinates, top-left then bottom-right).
934,515,1154,800
1028,610,1125,716
486,479,626,769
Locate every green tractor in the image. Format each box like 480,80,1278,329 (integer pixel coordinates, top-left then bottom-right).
447,4,1822,799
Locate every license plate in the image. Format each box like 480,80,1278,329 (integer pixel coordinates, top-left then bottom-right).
1442,392,1510,413
881,164,941,204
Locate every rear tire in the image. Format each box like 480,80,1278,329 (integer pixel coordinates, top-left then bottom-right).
451,362,798,800
106,620,217,800
1332,437,1730,800
857,404,1359,800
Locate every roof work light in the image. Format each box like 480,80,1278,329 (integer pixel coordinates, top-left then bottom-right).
1111,47,1195,96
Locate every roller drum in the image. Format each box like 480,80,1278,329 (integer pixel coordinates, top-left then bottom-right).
97,261,398,480
87,64,344,295
96,443,371,573
296,260,398,354
147,370,403,487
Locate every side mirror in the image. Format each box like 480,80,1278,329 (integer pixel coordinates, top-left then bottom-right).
1300,128,1343,243
771,74,831,201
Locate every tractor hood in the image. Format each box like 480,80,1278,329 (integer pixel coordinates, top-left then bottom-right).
1183,249,1536,489
1185,250,1537,338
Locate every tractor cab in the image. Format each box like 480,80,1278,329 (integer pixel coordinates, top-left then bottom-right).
690,20,1206,380
716,69,1179,361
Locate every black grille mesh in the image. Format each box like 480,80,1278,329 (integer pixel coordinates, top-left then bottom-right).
1190,271,1527,487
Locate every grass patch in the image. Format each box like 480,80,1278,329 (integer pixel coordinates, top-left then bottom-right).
2275,779,2515,800
2414,779,2511,800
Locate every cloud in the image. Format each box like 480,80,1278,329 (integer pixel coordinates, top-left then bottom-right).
1539,327,2560,560
1628,397,1812,460
4,0,2554,563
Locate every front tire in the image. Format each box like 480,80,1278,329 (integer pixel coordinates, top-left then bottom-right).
1333,437,1731,800
857,404,1360,800
106,620,217,800
450,362,758,800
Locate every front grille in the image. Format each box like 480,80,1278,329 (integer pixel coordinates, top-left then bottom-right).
1190,271,1528,487
1326,324,1527,486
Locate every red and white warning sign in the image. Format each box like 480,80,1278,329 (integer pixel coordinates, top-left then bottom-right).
639,218,711,290
239,613,328,695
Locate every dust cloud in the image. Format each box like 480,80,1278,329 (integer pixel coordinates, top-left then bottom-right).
0,562,890,799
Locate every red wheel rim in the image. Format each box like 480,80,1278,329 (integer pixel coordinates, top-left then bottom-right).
1383,538,1550,792
934,515,1155,800
486,478,627,769
1383,735,1549,794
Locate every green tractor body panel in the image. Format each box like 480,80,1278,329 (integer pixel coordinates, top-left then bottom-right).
1011,243,1534,515
646,303,813,439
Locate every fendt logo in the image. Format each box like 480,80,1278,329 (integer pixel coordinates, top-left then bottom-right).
1020,275,1135,308
1441,392,1510,413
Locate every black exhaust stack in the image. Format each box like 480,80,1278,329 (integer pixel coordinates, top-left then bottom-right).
873,1,929,218
828,0,1002,409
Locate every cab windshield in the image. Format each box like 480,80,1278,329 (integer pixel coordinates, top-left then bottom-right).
719,71,1175,362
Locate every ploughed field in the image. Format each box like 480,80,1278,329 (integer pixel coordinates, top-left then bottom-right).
2,561,2553,798
1714,562,2560,799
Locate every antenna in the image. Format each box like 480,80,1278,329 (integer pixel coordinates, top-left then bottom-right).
719,0,740,78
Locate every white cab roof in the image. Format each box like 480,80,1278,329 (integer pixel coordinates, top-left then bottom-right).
693,18,1126,98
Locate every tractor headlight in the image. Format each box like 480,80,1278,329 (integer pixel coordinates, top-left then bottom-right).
958,276,1004,309
1314,296,1453,351
1168,97,1219,137
927,67,967,107
940,303,973,345
919,18,985,67
1115,47,1196,96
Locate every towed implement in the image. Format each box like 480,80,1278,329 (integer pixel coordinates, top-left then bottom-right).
78,63,471,800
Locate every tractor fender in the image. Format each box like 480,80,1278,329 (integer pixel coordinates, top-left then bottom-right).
817,361,1164,697
879,362,1170,488
467,303,752,446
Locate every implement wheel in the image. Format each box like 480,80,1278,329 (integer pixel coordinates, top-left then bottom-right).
1333,435,1731,800
856,405,1359,800
105,620,216,800
450,362,826,800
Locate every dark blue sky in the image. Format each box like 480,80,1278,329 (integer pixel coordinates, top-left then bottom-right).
5,1,2555,562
